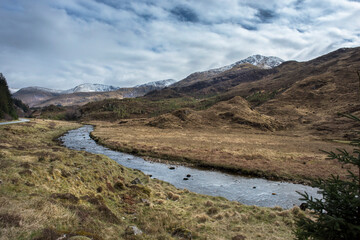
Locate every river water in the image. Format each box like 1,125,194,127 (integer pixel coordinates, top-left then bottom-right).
60,125,321,209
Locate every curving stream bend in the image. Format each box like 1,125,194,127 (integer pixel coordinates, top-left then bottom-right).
60,125,321,209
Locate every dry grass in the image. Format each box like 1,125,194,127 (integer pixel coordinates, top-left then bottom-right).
0,119,297,239
90,121,353,183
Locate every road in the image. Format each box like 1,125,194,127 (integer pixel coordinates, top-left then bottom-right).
0,118,30,126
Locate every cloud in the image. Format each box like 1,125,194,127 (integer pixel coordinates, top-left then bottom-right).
0,0,360,90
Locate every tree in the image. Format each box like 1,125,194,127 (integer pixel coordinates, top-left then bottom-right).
295,114,360,240
0,73,18,119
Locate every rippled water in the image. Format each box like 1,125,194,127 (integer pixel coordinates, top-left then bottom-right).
60,125,321,209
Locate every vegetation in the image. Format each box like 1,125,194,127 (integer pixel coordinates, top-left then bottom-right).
89,121,353,184
80,97,199,121
246,90,278,107
12,98,30,113
0,73,18,120
295,114,360,239
0,119,299,239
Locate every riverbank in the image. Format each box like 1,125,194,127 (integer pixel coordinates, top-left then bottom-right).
0,119,298,239
89,120,353,185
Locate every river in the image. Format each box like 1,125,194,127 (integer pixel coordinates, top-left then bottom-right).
60,125,321,209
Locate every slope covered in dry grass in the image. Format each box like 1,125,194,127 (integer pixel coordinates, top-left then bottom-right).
90,119,352,184
0,119,299,239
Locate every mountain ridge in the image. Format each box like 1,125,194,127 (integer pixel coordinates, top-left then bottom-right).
13,79,179,107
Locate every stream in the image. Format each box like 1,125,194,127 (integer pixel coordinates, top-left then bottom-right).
60,125,321,209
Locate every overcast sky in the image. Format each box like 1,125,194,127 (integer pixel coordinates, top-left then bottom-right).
1,0,360,90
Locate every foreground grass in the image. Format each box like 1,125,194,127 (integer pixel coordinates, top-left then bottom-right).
90,121,353,184
0,119,299,239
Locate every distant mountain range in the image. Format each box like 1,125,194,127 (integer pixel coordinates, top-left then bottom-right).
12,55,283,107
13,79,177,107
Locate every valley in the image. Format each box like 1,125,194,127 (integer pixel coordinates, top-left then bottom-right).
2,46,360,239
0,119,299,239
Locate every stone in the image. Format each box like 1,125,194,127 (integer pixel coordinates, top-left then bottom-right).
300,202,308,211
131,178,142,185
186,174,191,178
125,225,143,236
232,234,246,240
141,198,151,206
172,228,192,240
114,181,125,190
272,193,277,195
61,169,71,178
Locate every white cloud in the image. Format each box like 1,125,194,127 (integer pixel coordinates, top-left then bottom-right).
0,0,360,89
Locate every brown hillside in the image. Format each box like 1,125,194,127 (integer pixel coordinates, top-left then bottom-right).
253,47,360,137
35,91,124,107
13,88,61,107
147,96,282,131
156,63,277,98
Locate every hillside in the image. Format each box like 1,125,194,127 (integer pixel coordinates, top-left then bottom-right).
0,119,298,239
0,73,18,120
12,87,62,107
34,91,125,108
147,96,282,131
144,47,360,138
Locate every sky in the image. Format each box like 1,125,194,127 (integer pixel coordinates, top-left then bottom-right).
1,0,360,90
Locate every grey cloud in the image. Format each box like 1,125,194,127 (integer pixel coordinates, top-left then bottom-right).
170,5,199,23
256,9,276,23
1,0,360,90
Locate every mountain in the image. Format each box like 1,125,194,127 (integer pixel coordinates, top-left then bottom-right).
207,55,284,74
136,79,176,88
170,55,283,90
62,83,120,94
137,47,360,138
14,80,179,107
12,87,62,107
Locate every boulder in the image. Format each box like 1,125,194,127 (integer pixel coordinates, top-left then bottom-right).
131,178,142,185
125,225,143,236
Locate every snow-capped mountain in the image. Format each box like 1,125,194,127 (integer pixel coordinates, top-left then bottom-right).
206,55,284,74
235,55,284,69
13,80,179,107
136,79,177,88
62,83,120,94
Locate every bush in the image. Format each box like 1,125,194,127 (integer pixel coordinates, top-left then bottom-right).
295,114,360,240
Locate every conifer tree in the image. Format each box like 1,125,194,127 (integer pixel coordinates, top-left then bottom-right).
0,73,18,119
295,114,360,240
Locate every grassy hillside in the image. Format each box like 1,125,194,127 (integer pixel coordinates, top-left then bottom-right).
0,120,300,239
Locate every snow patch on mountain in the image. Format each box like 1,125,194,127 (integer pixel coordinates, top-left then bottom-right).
9,88,19,94
204,55,284,75
62,83,120,94
136,79,177,88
